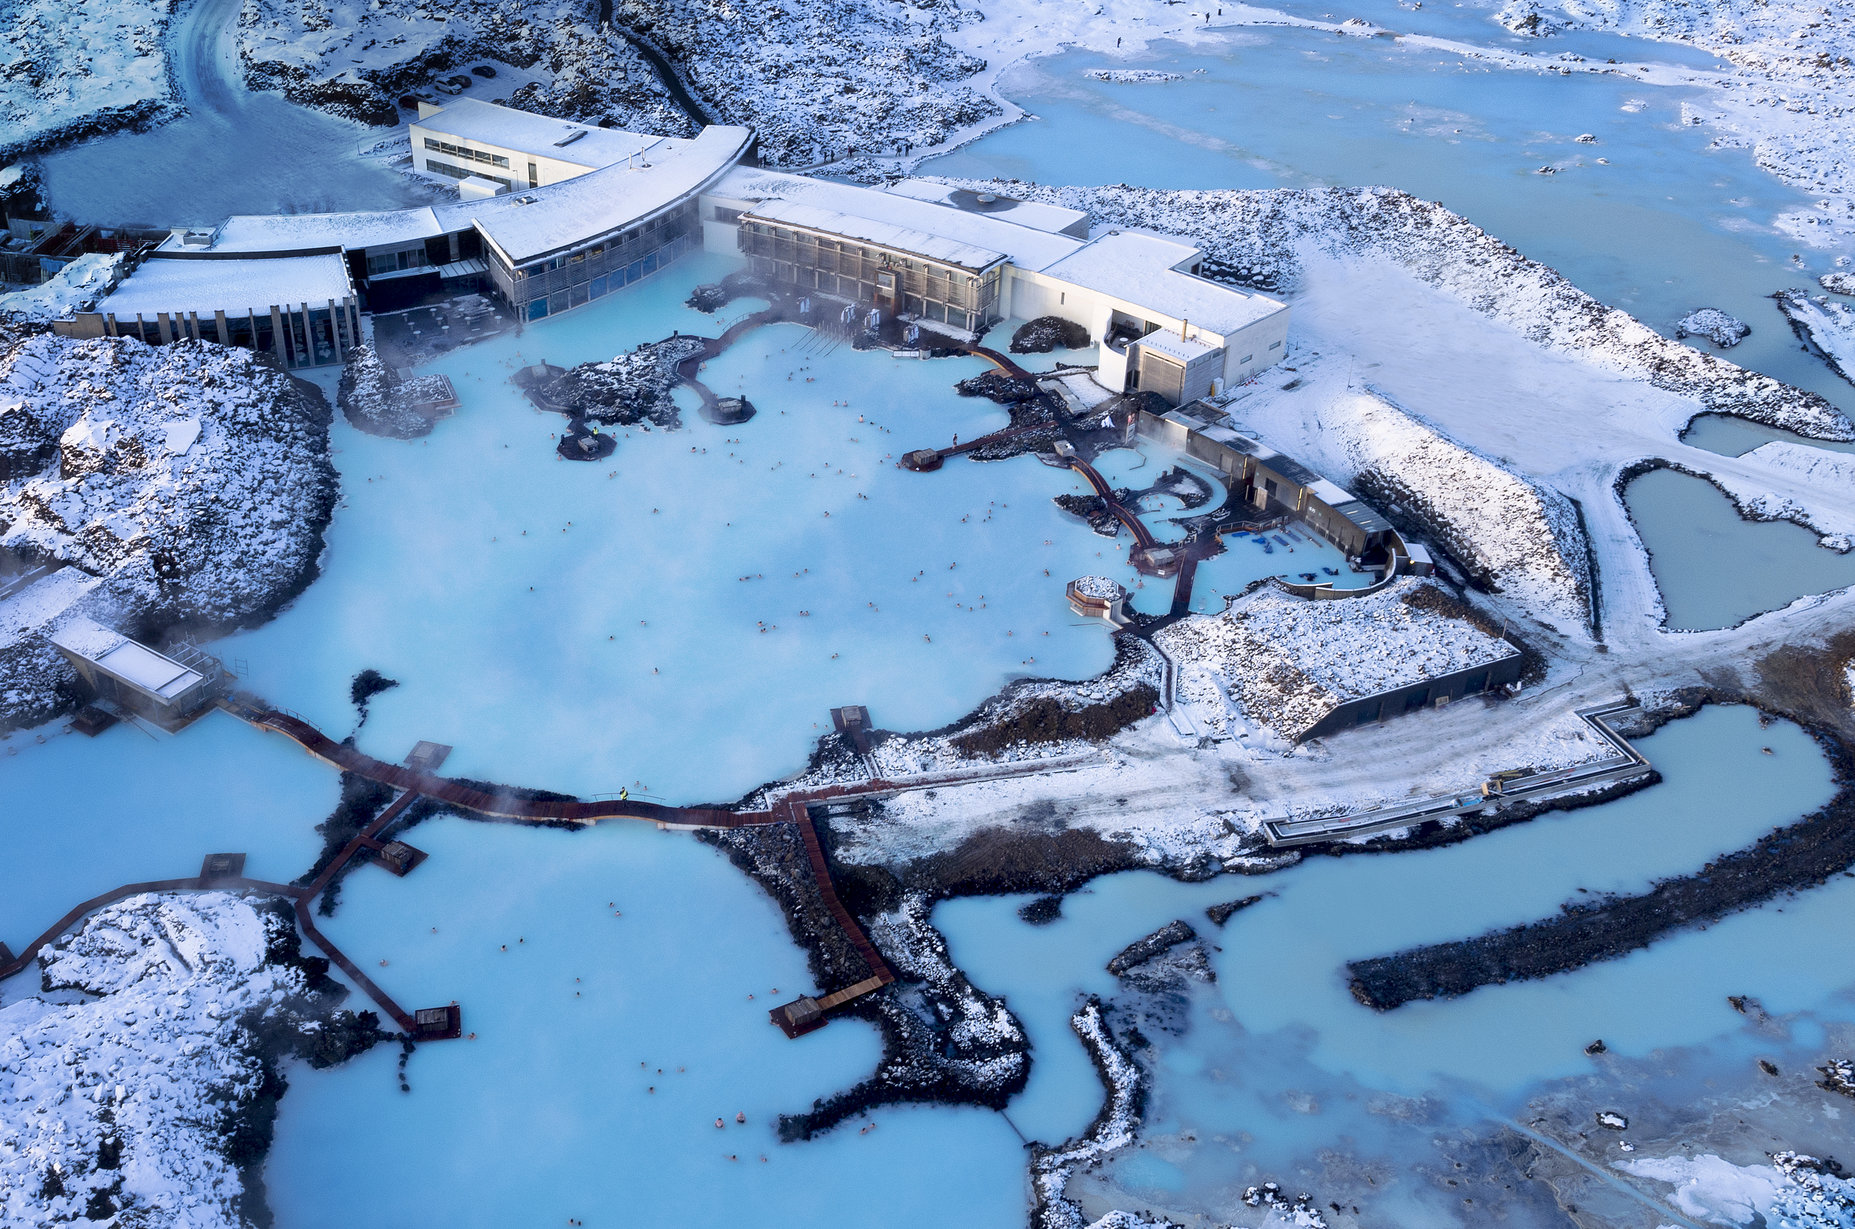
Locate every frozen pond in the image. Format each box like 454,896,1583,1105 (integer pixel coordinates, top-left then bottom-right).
220,253,1120,803
935,706,1849,1193
924,25,1855,416
264,815,1029,1228
1623,465,1855,630
1681,411,1855,458
36,0,426,225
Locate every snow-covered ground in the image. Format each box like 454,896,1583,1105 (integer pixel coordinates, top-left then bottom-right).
0,329,335,728
1777,290,1855,386
0,892,371,1227
0,0,176,162
237,0,691,134
1156,578,1519,743
1710,442,1855,545
1305,389,1592,633
0,253,121,320
1619,1151,1855,1229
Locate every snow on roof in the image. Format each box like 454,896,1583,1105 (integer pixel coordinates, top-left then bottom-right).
714,167,1085,272
50,616,203,699
414,99,666,169
48,614,124,660
744,198,1008,272
469,125,752,265
1157,579,1517,740
1135,330,1221,364
883,179,1091,236
1041,231,1284,335
101,254,354,319
196,208,444,254
0,568,99,642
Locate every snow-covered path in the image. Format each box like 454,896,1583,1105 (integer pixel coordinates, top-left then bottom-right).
172,0,244,118
1278,254,1855,645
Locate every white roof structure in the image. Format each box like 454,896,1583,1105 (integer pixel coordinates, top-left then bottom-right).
196,207,444,254
1135,329,1221,364
468,125,752,265
744,198,1008,272
50,617,204,700
101,254,354,318
178,121,751,267
1040,231,1281,335
415,99,667,170
882,179,1091,237
714,168,1086,273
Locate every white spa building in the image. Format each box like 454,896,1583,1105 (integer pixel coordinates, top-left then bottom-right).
54,100,1288,400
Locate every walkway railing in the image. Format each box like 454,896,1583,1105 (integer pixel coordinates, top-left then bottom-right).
1259,702,1651,846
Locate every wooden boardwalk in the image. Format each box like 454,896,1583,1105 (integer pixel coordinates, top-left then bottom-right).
1066,454,1159,550
8,703,1105,1044
241,707,774,828
0,872,419,1033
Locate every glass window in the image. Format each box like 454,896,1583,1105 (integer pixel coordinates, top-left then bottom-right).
527,299,549,321
591,275,609,298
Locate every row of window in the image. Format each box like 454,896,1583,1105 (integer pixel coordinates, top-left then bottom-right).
521,238,686,320
366,248,429,276
113,305,354,368
426,159,515,190
423,138,510,169
741,221,994,283
514,207,689,278
750,258,989,331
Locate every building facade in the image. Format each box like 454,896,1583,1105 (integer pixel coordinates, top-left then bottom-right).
54,251,361,369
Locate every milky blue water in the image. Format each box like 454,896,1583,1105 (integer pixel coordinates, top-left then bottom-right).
1623,465,1855,629
217,254,1120,803
0,712,333,943
263,815,1029,1228
924,23,1855,417
1681,411,1855,458
935,706,1852,1216
11,12,1855,1223
1078,443,1368,615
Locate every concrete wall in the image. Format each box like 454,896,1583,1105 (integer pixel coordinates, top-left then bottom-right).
1218,308,1291,388
410,123,601,190
1300,652,1524,742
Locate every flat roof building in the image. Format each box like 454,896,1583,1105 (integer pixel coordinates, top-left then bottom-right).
61,252,360,368
116,104,753,320
702,168,1291,399
411,98,671,192
49,616,222,728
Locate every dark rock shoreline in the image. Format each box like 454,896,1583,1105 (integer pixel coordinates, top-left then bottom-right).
230,899,394,1228
1347,705,1855,1011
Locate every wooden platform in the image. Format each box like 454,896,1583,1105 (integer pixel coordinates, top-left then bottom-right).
412,1004,462,1040
372,840,427,877
200,852,247,880
70,706,118,736
405,741,452,772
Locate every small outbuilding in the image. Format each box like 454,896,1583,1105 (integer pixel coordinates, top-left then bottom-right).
49,617,222,729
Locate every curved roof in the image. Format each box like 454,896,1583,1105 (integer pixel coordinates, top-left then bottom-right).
177,123,754,266
466,125,752,265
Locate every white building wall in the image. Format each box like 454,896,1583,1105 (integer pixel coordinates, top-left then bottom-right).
1217,305,1292,388
410,123,604,190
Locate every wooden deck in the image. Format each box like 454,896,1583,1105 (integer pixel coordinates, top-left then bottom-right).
3,703,1106,1044
0,873,420,1033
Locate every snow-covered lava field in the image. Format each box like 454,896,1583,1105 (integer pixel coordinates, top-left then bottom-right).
8,0,1855,1225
